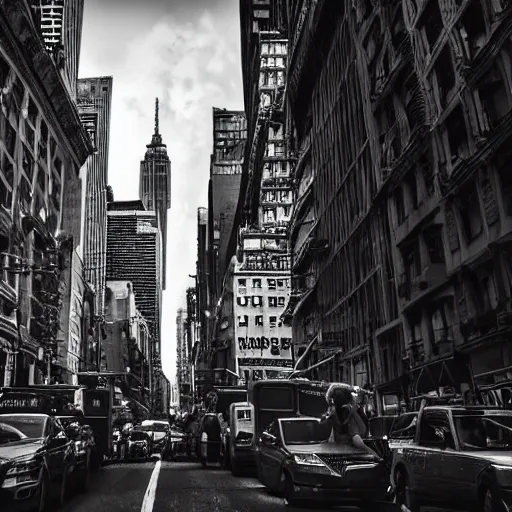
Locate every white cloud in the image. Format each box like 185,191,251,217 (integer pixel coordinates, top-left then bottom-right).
80,7,243,382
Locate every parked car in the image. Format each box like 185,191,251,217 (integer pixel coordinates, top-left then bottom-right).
391,404,512,512
255,416,390,509
0,392,77,512
127,429,150,461
141,420,169,454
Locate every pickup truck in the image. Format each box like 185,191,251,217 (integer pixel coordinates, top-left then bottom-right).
390,405,512,512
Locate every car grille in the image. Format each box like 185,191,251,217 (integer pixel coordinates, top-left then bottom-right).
317,455,346,475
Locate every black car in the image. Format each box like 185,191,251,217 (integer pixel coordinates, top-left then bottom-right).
127,430,150,461
0,397,77,512
255,416,390,509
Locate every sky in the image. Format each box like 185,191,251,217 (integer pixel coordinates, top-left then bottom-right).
78,0,244,383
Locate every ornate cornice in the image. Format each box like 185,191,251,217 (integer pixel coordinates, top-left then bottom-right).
0,1,93,168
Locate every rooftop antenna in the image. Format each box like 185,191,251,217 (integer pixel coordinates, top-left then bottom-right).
154,97,159,136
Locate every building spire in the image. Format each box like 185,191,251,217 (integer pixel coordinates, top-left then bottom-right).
148,97,164,147
155,97,159,136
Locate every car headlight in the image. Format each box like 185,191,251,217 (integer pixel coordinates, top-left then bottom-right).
293,453,326,467
6,456,42,476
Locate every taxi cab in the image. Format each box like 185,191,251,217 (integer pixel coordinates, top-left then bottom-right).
0,392,77,512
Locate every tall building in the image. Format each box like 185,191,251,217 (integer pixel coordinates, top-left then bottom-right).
0,1,92,386
30,0,84,99
77,77,113,316
139,98,171,289
208,108,247,300
176,307,189,408
195,207,209,362
284,0,512,397
106,200,163,412
234,1,293,380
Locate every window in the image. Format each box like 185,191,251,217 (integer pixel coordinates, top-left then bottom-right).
423,226,445,264
454,414,512,451
277,279,285,289
418,411,455,449
459,182,482,240
237,296,248,307
255,315,264,326
402,240,421,282
281,206,292,217
263,208,276,223
252,278,262,289
268,279,276,290
252,296,262,307
269,297,278,307
238,315,248,327
269,316,277,328
394,187,405,224
278,297,285,307
238,279,247,294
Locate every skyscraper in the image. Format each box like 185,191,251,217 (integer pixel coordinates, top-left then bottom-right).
208,108,247,300
139,98,171,289
77,77,113,315
232,3,293,380
106,200,163,412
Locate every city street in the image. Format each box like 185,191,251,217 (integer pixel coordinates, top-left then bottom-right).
59,459,452,512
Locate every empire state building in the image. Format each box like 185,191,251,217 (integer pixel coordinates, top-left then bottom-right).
139,98,171,289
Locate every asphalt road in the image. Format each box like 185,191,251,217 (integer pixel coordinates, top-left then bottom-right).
59,459,450,512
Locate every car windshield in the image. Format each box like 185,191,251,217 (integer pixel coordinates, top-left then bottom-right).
454,415,512,450
142,423,168,432
0,414,47,444
281,419,329,445
130,431,146,441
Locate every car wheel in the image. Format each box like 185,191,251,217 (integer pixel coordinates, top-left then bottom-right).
482,487,507,512
37,471,48,512
394,469,420,512
282,471,298,507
